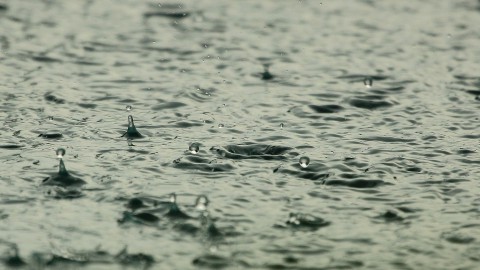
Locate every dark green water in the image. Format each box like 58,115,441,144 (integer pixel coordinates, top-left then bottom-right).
1,0,480,269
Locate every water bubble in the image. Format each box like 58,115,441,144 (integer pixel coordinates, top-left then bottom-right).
364,77,373,88
56,148,66,159
218,124,224,128
126,105,132,111
189,143,200,154
299,156,310,168
195,195,209,211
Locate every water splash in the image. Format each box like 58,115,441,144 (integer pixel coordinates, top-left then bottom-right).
166,193,191,219
56,148,66,159
169,193,177,203
364,77,373,88
261,64,274,80
122,115,143,139
195,195,209,211
299,156,310,168
126,105,132,112
286,213,330,230
189,143,200,154
127,139,134,147
194,195,222,240
41,149,86,188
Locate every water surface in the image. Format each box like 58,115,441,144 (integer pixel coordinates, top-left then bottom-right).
1,0,480,269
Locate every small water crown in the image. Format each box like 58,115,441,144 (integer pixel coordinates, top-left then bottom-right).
195,195,222,239
261,63,274,81
42,148,86,188
166,193,191,219
122,115,143,139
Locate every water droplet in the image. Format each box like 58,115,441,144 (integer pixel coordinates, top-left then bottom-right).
170,193,177,203
189,143,200,154
56,148,66,159
288,213,301,225
127,139,134,146
280,123,284,129
47,116,53,121
364,77,373,88
218,124,224,128
128,115,135,128
126,105,132,111
299,156,310,168
195,195,209,211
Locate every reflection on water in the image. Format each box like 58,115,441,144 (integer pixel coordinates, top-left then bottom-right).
1,0,480,269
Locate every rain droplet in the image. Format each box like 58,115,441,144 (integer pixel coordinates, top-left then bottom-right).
195,195,209,211
56,148,66,159
128,115,135,128
218,124,224,128
170,193,177,203
189,143,200,154
126,105,132,111
364,77,373,88
299,156,310,168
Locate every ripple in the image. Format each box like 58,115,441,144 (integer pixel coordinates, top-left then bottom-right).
309,104,344,113
349,96,394,110
192,254,247,269
151,102,187,110
325,179,391,188
144,3,190,19
44,92,65,104
211,144,292,160
172,156,235,173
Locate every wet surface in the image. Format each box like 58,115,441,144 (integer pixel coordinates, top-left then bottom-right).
1,0,480,269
